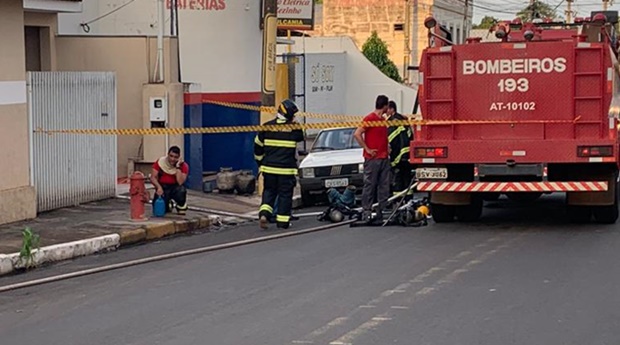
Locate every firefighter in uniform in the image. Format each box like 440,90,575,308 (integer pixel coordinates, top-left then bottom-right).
254,99,305,230
387,101,414,200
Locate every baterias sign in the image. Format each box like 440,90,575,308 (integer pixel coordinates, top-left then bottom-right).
277,0,314,30
166,0,226,10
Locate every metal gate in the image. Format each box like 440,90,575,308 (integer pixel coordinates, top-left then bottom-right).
278,53,308,148
28,72,117,212
279,53,306,117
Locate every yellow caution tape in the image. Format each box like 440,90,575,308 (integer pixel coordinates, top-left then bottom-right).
203,100,366,121
34,118,582,136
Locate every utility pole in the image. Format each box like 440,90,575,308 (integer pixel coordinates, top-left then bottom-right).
261,0,277,108
404,0,411,83
566,0,574,23
259,0,277,197
463,0,469,32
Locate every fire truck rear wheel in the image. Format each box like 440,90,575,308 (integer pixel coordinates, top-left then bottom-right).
430,203,455,223
567,205,592,224
592,180,619,224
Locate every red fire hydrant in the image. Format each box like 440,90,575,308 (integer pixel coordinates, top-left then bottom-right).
130,171,150,221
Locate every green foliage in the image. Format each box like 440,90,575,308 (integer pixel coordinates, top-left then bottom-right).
473,16,499,29
362,31,403,83
517,1,559,21
19,227,40,269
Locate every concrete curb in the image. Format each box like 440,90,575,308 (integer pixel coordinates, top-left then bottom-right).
0,234,120,276
0,215,218,277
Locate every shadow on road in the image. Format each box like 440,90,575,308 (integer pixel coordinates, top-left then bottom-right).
427,193,618,233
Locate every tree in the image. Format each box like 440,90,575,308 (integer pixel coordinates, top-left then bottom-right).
517,1,559,21
362,31,403,83
473,16,499,29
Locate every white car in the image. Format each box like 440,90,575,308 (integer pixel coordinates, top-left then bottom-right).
298,127,365,207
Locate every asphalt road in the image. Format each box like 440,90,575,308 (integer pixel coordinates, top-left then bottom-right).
1,195,620,345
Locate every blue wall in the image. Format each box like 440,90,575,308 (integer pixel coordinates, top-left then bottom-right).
201,102,260,177
183,99,261,192
184,103,204,191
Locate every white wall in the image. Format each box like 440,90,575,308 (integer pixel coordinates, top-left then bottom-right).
278,36,418,117
177,1,261,91
433,0,473,44
58,0,170,35
58,0,261,93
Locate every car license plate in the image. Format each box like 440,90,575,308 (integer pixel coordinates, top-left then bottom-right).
325,178,349,188
416,167,448,179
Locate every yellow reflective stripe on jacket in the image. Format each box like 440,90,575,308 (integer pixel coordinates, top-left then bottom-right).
264,139,297,148
391,146,411,167
276,214,291,222
254,135,263,146
254,154,264,161
260,165,298,175
388,126,405,143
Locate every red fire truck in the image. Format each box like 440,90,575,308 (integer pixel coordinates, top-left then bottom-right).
411,12,620,224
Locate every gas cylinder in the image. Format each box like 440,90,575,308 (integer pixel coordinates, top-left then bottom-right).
235,170,256,195
216,167,237,193
153,197,166,217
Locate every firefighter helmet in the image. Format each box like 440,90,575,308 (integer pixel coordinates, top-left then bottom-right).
278,99,299,120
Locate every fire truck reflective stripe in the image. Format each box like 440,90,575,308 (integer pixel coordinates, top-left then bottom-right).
610,118,615,129
440,46,452,52
422,158,436,163
577,42,591,48
417,181,608,192
589,157,604,162
513,43,526,49
418,72,424,85
608,68,613,81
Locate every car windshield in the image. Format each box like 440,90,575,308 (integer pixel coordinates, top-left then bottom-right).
311,128,361,152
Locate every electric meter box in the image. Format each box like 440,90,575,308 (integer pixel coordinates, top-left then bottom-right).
149,97,167,122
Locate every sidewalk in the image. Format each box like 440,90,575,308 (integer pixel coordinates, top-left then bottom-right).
0,183,302,276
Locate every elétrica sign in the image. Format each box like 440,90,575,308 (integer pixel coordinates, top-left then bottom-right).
277,0,314,30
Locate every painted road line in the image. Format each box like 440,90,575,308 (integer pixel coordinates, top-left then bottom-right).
324,233,527,345
291,234,513,344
